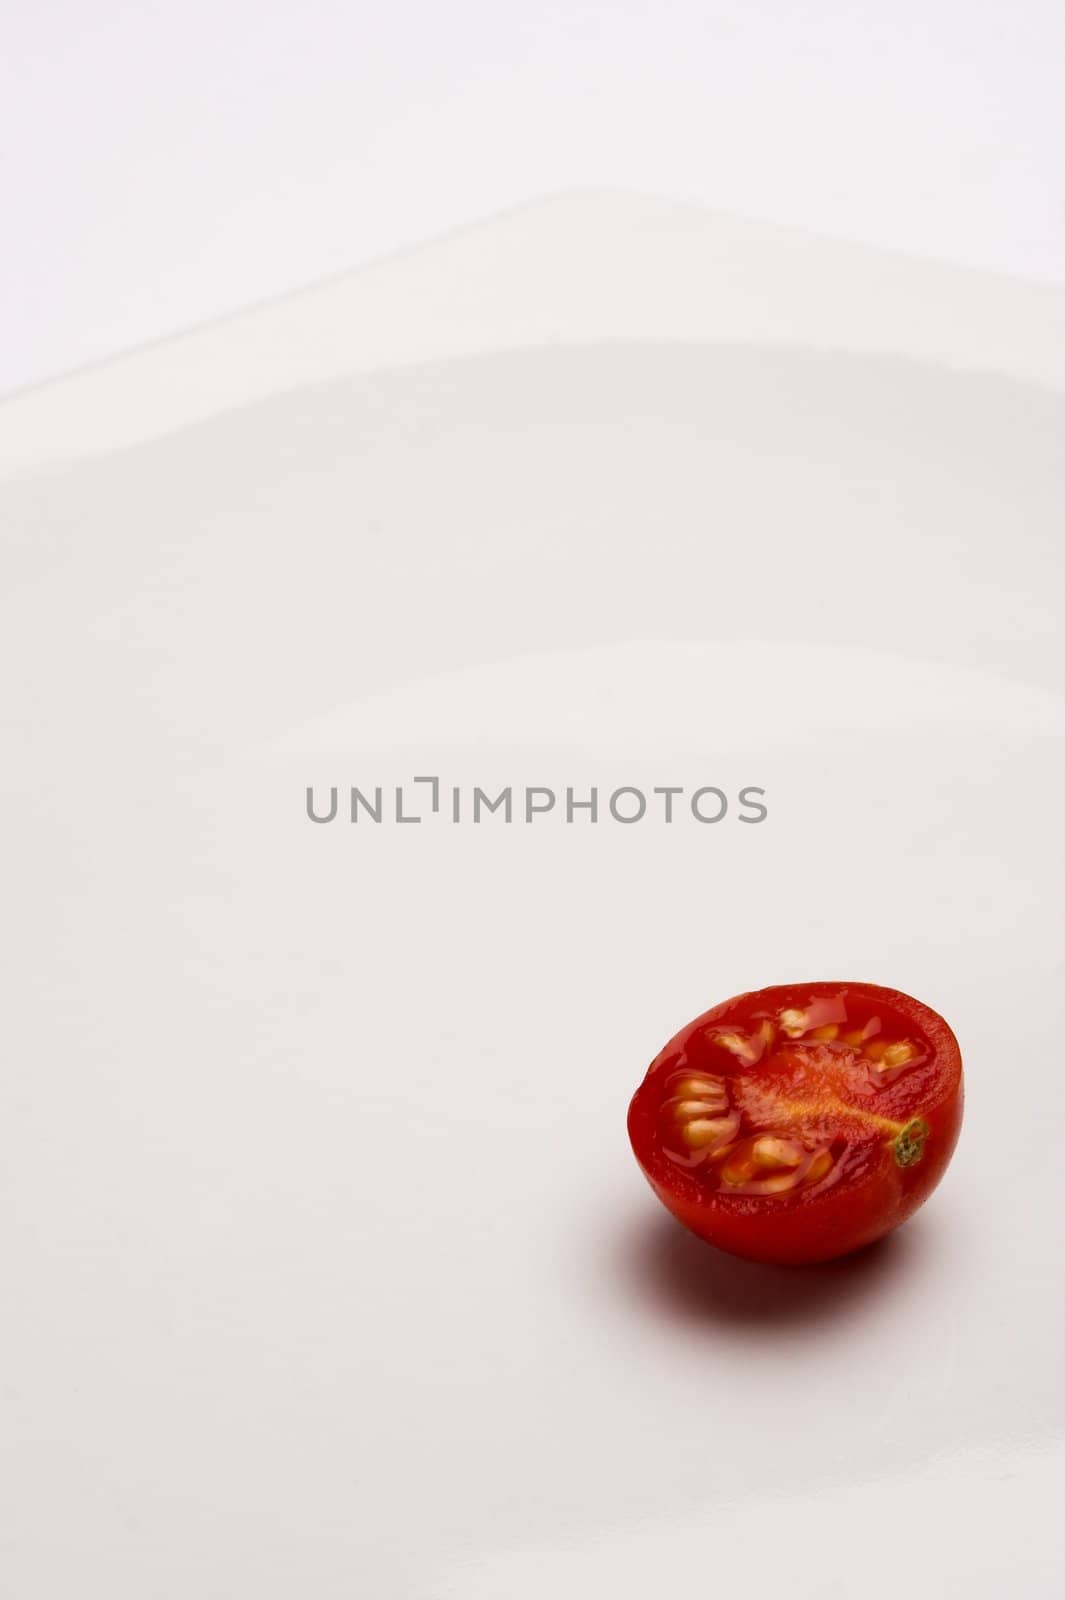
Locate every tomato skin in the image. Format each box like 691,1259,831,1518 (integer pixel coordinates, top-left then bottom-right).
628,982,963,1266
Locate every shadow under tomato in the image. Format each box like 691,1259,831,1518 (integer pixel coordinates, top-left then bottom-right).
618,1209,924,1330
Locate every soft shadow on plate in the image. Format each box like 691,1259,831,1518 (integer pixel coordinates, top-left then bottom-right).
616,1208,926,1332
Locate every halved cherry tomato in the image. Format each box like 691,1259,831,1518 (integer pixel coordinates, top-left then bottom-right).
628,982,963,1264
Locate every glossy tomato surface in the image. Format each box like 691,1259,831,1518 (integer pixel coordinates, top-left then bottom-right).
628,982,963,1265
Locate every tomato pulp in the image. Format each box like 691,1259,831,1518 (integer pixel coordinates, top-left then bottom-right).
627,982,963,1265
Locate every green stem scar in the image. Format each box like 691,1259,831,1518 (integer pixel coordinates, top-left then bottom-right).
892,1117,930,1168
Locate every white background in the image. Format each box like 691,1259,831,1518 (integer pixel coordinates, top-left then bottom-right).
2,0,1065,394
2,8,1064,1599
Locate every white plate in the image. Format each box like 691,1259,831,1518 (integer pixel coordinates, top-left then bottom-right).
2,202,1063,1597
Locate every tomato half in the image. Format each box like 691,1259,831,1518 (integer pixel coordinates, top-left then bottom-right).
627,982,963,1265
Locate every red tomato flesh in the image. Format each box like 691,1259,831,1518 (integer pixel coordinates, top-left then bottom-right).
628,982,963,1264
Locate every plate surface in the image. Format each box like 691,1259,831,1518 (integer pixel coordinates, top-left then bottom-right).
2,205,1063,1597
